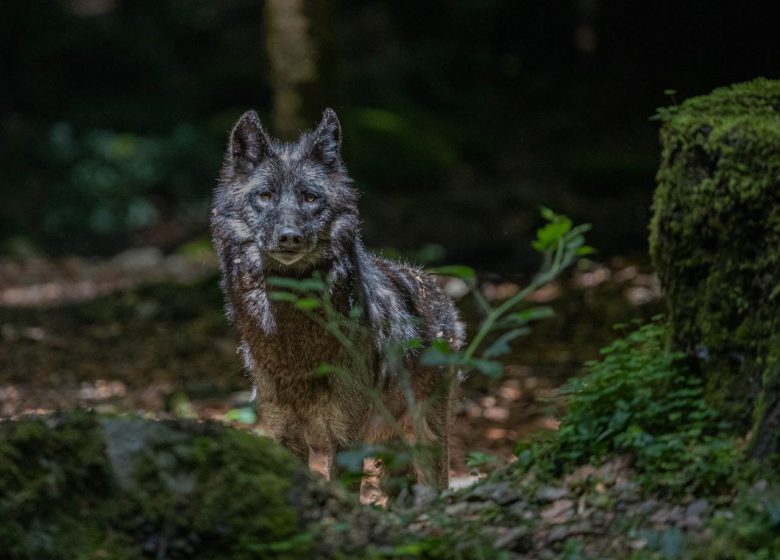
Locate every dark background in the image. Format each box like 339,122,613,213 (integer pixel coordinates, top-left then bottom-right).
1,0,777,270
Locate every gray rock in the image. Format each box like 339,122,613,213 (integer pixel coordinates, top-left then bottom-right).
494,526,532,551
536,486,569,502
508,500,530,519
412,484,439,509
467,480,523,505
686,498,709,518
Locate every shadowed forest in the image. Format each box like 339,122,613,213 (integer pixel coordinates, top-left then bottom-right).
0,1,778,559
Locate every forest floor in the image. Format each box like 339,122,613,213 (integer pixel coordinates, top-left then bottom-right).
0,242,662,483
3,246,778,559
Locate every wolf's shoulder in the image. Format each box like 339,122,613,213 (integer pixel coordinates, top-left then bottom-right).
370,256,465,349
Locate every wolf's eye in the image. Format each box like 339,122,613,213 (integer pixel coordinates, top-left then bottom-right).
302,191,318,203
257,191,272,202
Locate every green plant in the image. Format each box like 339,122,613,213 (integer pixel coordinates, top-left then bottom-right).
465,451,499,468
41,123,219,249
694,482,780,559
425,207,592,371
519,320,740,495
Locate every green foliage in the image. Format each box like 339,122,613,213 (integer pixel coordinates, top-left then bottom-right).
449,207,591,368
224,406,258,425
532,206,593,256
465,451,499,468
345,106,462,189
519,320,740,495
694,482,780,559
39,123,220,249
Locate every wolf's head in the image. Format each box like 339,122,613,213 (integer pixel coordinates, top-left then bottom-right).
215,109,359,273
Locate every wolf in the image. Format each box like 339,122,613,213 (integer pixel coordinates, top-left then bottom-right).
210,108,464,490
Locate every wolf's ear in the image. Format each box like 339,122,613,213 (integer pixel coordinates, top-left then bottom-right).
228,110,272,172
309,108,342,167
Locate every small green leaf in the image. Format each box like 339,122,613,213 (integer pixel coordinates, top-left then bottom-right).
465,451,499,467
313,363,341,377
428,265,476,280
576,245,595,256
224,406,257,424
539,206,557,221
507,306,555,324
299,278,326,292
269,291,298,302
336,445,382,473
294,297,321,310
421,343,459,367
469,358,503,379
483,327,530,358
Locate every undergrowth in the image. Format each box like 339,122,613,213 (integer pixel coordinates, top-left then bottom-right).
517,320,741,495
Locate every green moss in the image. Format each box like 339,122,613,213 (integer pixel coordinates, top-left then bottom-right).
0,411,121,559
0,411,311,559
650,78,780,439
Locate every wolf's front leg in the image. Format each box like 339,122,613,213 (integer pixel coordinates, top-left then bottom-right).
415,391,452,491
263,407,310,466
278,432,310,466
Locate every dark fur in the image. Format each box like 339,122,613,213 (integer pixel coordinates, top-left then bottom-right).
210,108,464,489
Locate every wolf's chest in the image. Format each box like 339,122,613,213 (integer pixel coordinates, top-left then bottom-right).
242,302,372,403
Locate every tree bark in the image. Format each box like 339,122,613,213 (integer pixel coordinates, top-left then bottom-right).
650,78,780,457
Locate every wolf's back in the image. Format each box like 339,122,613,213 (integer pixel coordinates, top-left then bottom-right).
370,257,465,351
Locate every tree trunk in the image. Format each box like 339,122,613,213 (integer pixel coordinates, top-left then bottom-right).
650,78,780,457
264,0,338,139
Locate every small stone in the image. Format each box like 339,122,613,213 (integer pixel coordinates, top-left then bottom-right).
567,520,595,536
444,501,492,517
687,498,709,518
681,498,709,529
542,498,574,524
412,484,439,509
444,502,469,516
494,526,531,551
508,500,529,518
546,525,570,543
536,486,569,502
494,487,523,506
467,480,523,505
467,481,500,500
649,505,684,527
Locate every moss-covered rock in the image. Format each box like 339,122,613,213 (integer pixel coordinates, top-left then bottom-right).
650,78,780,454
0,411,395,560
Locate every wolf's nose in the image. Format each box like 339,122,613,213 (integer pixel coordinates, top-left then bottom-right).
278,227,304,249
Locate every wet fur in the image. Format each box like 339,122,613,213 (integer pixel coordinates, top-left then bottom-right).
211,109,464,489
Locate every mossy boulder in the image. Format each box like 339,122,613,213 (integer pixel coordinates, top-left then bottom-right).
0,411,393,559
650,78,780,455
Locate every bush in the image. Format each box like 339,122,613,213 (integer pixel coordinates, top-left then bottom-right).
37,123,221,252
519,320,740,495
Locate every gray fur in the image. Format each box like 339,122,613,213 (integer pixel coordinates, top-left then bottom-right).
211,108,465,490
